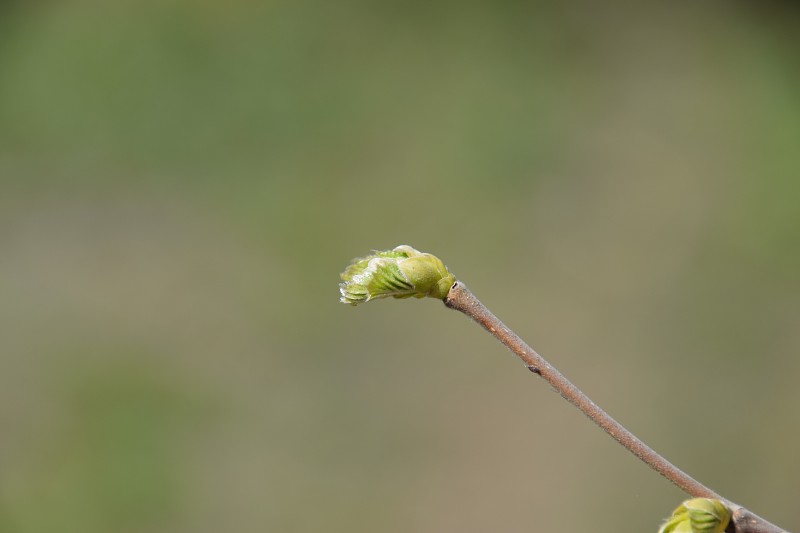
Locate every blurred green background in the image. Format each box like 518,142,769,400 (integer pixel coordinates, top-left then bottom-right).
1,1,799,532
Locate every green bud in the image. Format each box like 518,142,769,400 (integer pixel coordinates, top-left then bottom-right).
659,498,731,533
339,245,456,305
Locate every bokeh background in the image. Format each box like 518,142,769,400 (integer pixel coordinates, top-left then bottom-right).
1,1,799,532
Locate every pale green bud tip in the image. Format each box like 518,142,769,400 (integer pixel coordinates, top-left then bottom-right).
658,498,731,533
339,245,456,305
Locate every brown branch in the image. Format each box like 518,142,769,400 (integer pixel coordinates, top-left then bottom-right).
443,281,789,533
728,507,788,533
